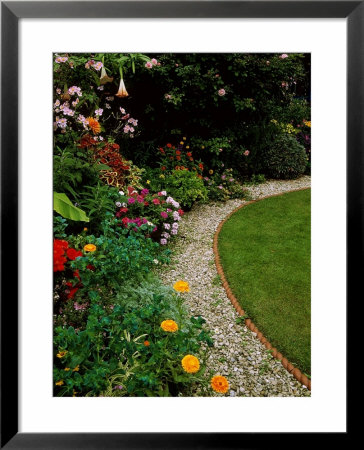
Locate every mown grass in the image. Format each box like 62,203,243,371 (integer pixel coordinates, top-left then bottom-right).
218,189,311,374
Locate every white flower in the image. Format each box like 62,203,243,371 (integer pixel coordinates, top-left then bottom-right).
119,191,124,196
153,259,159,265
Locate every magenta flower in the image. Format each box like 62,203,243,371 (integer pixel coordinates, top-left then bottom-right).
161,211,168,219
128,197,135,204
141,188,149,195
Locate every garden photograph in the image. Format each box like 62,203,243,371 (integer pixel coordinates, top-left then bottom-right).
53,52,311,398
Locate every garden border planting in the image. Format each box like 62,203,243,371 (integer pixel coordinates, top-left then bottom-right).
213,187,311,391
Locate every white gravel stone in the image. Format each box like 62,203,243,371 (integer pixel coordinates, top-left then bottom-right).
158,177,311,397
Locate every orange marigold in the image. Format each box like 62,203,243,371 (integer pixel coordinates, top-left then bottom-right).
160,319,178,333
87,117,101,134
173,280,190,293
211,375,229,394
84,244,97,252
181,355,200,374
144,340,150,346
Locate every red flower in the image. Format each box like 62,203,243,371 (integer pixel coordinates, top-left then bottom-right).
187,152,192,157
152,198,160,205
144,202,149,206
122,217,130,226
54,239,69,272
119,207,128,214
73,270,81,280
166,143,172,148
66,248,83,261
178,209,184,216
65,282,79,300
175,150,181,155
86,264,95,271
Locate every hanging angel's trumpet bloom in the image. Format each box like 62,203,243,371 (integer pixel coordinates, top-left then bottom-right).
115,78,129,98
99,67,114,85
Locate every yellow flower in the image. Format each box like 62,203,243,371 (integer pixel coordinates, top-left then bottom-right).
183,137,187,140
159,174,165,179
146,180,151,184
55,380,64,386
303,120,311,128
160,319,179,333
208,169,214,175
64,367,71,371
72,365,80,372
83,227,88,231
201,145,205,149
173,280,190,293
211,375,229,394
186,146,190,149
73,390,78,397
56,350,68,359
181,355,200,374
180,141,184,145
84,244,96,252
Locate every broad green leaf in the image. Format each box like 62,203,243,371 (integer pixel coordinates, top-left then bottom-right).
54,192,89,222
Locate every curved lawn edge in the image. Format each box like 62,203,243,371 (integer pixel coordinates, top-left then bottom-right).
213,187,311,391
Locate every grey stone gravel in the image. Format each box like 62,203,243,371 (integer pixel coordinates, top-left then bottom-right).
158,176,311,397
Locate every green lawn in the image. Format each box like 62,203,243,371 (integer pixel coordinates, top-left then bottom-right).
218,189,311,375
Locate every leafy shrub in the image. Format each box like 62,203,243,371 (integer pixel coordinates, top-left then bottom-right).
204,168,245,202
162,170,208,209
263,134,308,179
54,277,212,397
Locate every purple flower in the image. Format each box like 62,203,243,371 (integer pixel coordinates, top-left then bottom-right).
171,229,178,235
128,197,135,204
114,385,123,390
221,175,226,180
160,238,167,245
218,185,223,190
164,223,171,230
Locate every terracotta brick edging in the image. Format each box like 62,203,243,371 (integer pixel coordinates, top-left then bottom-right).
213,187,311,391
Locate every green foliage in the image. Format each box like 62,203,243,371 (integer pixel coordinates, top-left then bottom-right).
263,134,308,179
54,192,89,222
162,170,208,209
54,277,212,397
70,218,169,292
78,183,120,233
204,168,245,202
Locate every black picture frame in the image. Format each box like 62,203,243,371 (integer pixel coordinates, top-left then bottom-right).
1,1,356,448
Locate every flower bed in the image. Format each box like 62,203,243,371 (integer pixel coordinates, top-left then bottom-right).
53,52,310,396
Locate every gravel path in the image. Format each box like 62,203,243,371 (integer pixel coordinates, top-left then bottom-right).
159,176,311,397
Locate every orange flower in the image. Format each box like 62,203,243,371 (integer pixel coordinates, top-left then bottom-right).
144,340,150,346
176,156,181,161
87,117,101,134
160,319,178,333
176,150,181,155
55,380,64,386
187,152,192,157
181,355,200,374
72,365,80,372
173,280,190,293
161,166,166,171
199,163,204,170
211,375,229,394
84,244,97,252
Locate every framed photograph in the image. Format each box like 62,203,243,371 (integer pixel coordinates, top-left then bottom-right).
1,1,356,447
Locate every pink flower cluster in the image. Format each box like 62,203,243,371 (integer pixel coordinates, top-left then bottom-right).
85,59,103,70
55,56,68,63
68,86,82,97
145,58,159,69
